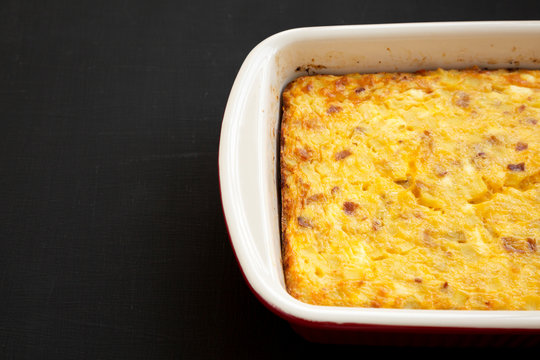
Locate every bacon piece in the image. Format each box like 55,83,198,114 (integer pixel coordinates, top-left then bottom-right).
334,150,352,160
306,193,324,204
487,135,501,145
507,163,525,172
297,216,313,228
528,238,537,252
295,147,311,161
515,142,528,151
327,105,342,114
501,237,537,254
343,201,359,215
395,179,410,188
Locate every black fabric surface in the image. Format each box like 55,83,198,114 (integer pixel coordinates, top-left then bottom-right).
1,1,539,358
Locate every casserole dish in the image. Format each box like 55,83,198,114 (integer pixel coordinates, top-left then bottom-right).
219,21,540,346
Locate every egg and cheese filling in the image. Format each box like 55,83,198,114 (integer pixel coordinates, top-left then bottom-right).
280,68,540,310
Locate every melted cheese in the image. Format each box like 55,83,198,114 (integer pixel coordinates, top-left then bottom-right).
280,68,540,310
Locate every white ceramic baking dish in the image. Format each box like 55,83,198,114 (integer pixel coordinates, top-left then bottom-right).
219,21,540,345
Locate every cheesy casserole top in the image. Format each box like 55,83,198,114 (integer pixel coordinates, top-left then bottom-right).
280,68,540,310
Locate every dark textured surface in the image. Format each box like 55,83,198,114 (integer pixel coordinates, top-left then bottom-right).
1,1,539,358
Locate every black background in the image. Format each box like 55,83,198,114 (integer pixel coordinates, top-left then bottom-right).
1,0,539,358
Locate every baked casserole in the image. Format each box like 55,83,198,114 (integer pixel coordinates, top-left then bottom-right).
280,68,540,310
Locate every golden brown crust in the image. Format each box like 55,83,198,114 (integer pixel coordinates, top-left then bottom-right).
280,68,540,310
280,88,295,294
